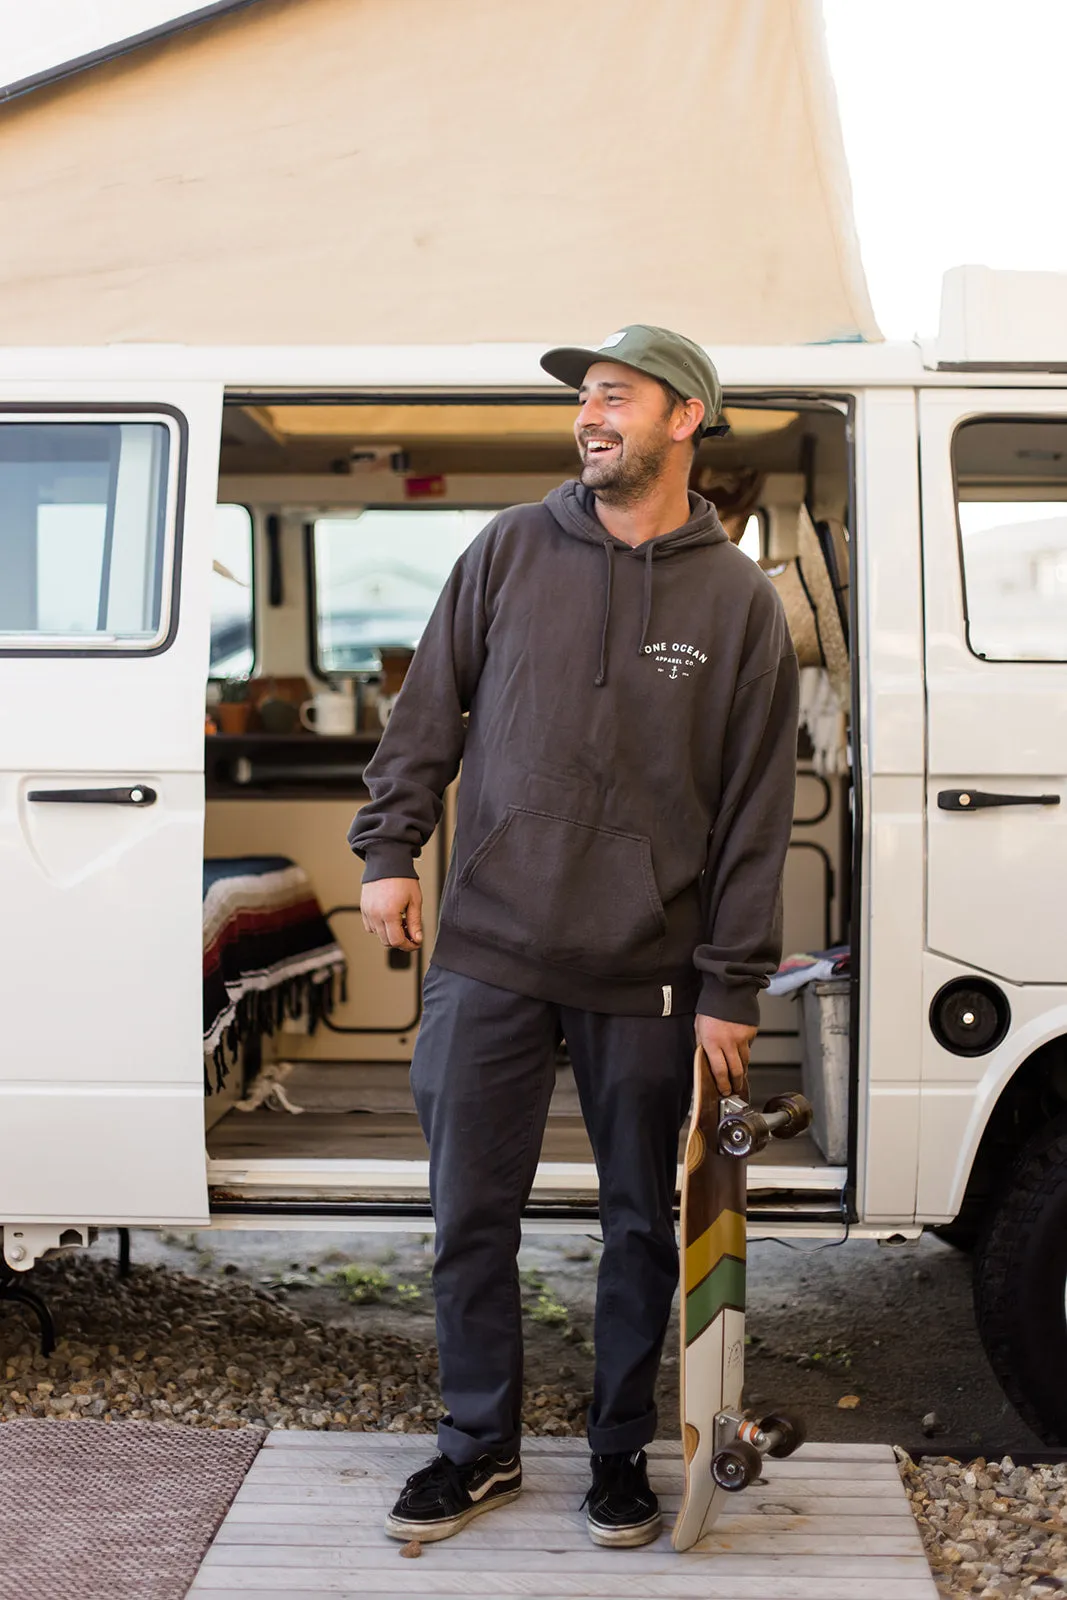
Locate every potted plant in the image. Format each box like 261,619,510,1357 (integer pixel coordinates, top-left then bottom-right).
215,677,252,735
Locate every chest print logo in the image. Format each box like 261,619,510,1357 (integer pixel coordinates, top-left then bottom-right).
643,640,709,680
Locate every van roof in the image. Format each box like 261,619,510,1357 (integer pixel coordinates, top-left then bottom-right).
1,337,1066,393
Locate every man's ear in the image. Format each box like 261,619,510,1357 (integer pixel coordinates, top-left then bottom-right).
673,398,705,445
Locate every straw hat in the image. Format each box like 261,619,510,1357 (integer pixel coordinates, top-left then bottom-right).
761,505,849,708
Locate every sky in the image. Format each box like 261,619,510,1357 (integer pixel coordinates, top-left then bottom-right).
1,0,1065,342
822,0,1067,339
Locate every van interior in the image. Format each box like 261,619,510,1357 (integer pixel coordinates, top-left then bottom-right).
203,391,854,1227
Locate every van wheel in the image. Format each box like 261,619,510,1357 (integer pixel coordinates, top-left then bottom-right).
973,1114,1067,1445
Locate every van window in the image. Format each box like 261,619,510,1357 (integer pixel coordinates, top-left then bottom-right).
954,418,1067,662
311,507,498,673
0,419,172,649
210,504,254,678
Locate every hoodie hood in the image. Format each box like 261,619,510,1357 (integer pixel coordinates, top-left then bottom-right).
545,480,728,553
544,481,730,686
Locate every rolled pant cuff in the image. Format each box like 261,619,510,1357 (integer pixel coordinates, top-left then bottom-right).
438,1419,521,1467
587,1409,658,1457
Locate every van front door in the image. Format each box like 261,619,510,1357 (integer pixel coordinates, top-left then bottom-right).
0,384,222,1225
919,390,1067,1002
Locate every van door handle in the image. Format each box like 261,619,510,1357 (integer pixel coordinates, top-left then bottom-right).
938,789,1061,811
27,785,158,806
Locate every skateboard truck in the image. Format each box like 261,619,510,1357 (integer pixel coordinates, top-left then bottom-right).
717,1092,813,1158
710,1407,807,1491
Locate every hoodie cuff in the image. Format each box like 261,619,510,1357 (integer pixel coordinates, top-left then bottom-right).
696,975,762,1029
359,843,419,884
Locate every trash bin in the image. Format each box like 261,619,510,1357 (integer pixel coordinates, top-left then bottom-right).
798,977,850,1164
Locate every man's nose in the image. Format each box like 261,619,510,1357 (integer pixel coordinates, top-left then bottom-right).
576,396,606,432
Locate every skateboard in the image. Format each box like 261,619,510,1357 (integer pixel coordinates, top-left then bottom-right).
672,1045,812,1551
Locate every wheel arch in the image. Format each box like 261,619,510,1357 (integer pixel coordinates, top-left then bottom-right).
937,1022,1067,1247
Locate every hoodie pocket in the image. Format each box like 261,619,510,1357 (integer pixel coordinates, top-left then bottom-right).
455,806,667,977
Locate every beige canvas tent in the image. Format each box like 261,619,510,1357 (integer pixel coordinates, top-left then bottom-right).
0,0,879,346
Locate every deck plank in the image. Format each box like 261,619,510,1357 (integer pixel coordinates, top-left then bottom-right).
202,1539,926,1563
190,1434,936,1599
261,1435,896,1460
193,1580,935,1599
232,1465,902,1503
249,1458,900,1480
213,1514,914,1545
260,1433,895,1460
220,1498,911,1529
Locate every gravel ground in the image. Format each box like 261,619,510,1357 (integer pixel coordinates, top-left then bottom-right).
0,1246,586,1436
92,1224,1039,1453
901,1451,1067,1599
1,1227,1061,1595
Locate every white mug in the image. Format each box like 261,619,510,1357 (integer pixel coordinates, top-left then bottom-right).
300,690,356,736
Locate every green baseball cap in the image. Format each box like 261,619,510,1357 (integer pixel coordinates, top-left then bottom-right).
540,324,726,436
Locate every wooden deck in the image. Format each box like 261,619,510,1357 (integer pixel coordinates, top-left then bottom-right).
191,1433,938,1598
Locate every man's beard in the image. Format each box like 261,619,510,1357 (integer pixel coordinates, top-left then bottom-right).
579,427,672,507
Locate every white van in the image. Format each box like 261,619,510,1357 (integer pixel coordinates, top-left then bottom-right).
3,265,1067,1442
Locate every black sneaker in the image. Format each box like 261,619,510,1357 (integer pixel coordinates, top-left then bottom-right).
583,1449,662,1547
384,1451,522,1542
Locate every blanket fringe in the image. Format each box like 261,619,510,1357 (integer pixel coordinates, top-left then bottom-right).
206,965,346,1094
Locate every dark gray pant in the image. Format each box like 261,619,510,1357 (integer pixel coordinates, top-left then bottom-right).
410,963,694,1465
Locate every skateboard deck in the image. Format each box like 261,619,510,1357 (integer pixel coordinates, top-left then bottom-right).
672,1045,748,1551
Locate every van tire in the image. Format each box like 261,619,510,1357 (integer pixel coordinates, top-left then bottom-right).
973,1113,1067,1445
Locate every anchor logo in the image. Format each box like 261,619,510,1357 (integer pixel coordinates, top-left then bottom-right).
644,640,708,679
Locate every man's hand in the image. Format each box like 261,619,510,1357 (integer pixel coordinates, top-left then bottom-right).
696,1014,758,1097
360,877,423,952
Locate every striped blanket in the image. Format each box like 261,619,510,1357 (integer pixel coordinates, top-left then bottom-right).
203,856,347,1091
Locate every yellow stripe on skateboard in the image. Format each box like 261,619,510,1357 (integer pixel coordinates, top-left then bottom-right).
684,1207,746,1291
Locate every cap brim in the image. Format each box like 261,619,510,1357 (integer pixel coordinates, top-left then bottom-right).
539,346,603,390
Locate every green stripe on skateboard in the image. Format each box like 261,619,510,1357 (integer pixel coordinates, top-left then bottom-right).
685,1254,746,1345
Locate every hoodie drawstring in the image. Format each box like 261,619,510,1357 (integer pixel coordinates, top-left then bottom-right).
595,539,614,688
638,542,655,657
595,538,657,686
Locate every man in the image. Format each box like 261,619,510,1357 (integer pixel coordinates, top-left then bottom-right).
349,325,798,1548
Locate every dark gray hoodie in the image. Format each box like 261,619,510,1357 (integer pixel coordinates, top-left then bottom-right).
348,481,798,1025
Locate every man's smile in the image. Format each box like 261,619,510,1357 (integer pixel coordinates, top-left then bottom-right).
581,434,622,462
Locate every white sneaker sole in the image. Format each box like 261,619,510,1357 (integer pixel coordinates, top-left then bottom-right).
587,1510,663,1548
384,1485,521,1543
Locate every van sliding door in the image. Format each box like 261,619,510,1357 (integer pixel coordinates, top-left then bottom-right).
0,384,222,1225
918,390,1067,1215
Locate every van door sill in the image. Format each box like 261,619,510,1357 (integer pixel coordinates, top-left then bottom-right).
207,1155,846,1209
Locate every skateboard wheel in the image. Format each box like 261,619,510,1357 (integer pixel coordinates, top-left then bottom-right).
710,1438,762,1491
717,1110,769,1158
763,1093,813,1140
758,1409,807,1458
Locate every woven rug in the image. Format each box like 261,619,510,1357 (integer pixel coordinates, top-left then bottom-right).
0,1419,264,1600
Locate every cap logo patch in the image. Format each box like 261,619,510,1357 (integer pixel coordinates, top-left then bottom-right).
599,331,626,349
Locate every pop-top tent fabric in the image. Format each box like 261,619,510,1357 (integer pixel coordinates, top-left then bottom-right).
0,0,880,347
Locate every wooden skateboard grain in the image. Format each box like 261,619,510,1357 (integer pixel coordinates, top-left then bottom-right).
672,1046,748,1551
